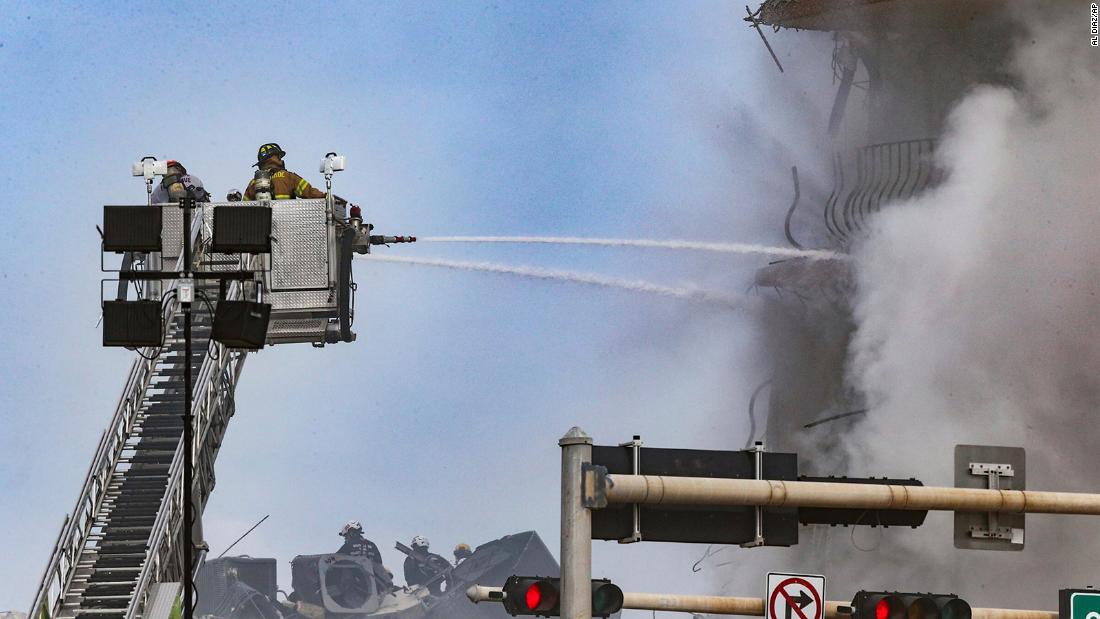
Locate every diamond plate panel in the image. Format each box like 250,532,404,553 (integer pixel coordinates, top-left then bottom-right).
268,289,335,312
271,200,329,291
268,318,328,339
161,203,183,259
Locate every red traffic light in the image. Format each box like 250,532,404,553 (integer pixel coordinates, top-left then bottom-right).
853,592,970,619
503,576,560,616
872,595,904,619
501,575,621,617
526,582,545,610
876,599,891,619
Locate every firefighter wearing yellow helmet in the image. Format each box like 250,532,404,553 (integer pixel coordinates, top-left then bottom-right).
453,543,472,565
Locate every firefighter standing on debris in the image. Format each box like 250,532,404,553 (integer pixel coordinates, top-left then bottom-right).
453,543,472,566
244,142,345,203
337,521,394,590
403,536,451,595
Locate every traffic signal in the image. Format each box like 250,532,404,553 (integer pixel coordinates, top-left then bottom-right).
502,577,560,616
591,579,625,617
851,591,971,619
501,576,623,617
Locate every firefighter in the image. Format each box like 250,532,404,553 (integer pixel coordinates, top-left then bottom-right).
151,160,210,203
453,543,472,566
402,536,451,595
337,520,394,590
337,521,382,561
244,142,345,203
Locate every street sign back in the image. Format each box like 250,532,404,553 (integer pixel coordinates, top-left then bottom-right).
953,444,1025,551
767,572,825,619
590,444,799,545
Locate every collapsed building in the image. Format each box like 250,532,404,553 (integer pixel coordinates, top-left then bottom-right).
750,0,1023,464
738,0,1095,608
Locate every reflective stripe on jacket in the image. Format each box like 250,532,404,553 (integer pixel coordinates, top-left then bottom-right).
244,165,326,200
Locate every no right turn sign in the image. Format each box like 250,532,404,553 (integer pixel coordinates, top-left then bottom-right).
767,572,826,619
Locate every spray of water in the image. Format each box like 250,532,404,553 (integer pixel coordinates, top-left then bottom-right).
360,254,744,309
418,236,844,261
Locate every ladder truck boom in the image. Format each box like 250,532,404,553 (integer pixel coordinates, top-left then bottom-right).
30,157,414,619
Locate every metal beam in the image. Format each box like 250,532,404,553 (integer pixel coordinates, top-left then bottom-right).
600,474,1100,515
466,586,1056,619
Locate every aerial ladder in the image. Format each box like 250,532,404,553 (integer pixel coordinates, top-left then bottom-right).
29,155,414,619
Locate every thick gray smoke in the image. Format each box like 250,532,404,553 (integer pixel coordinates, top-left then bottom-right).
840,7,1100,604
710,6,1100,609
849,13,1100,474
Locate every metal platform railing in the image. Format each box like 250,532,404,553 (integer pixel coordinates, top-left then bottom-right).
30,210,256,619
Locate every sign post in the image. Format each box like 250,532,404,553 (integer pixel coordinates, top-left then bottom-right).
561,427,593,619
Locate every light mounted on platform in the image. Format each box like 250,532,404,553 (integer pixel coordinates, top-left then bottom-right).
102,205,163,253
212,299,272,349
211,205,272,254
131,156,168,205
102,299,162,347
131,156,168,180
319,152,346,174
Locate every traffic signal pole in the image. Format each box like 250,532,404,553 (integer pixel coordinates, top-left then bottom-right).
466,586,1055,619
597,474,1100,515
561,427,594,619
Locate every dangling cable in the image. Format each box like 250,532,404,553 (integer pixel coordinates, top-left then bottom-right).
783,167,803,250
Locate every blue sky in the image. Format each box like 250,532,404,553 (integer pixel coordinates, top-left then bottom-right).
0,1,835,612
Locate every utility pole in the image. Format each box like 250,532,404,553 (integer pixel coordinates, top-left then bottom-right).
560,427,593,619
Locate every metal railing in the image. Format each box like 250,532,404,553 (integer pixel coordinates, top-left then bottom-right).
29,289,180,619
825,139,943,244
124,337,248,619
30,209,256,619
124,219,257,619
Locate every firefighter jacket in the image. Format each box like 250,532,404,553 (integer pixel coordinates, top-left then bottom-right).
402,552,450,594
244,164,326,200
337,535,384,566
336,535,395,592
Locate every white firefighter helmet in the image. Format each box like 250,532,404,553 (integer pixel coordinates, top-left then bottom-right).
340,520,363,537
411,535,429,550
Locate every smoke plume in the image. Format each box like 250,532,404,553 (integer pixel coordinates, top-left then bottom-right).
708,6,1100,608
849,9,1100,492
840,6,1100,603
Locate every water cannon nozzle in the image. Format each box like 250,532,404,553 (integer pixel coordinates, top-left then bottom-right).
369,234,417,245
